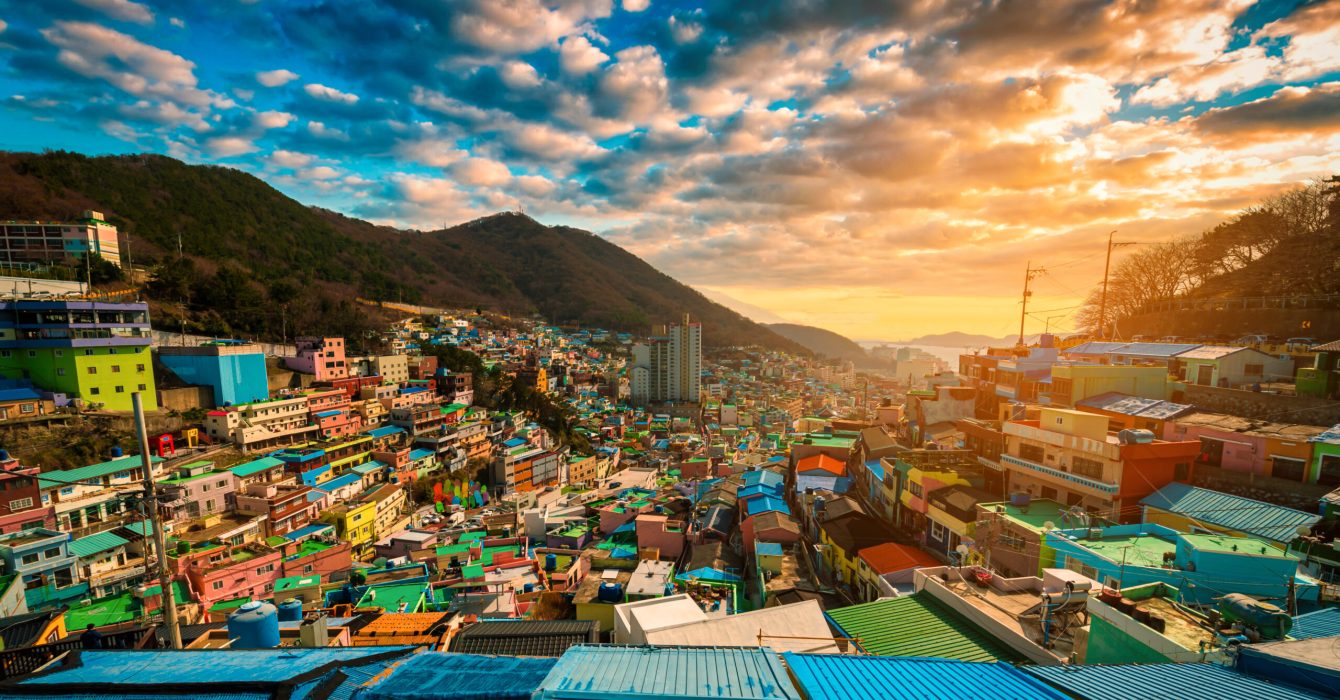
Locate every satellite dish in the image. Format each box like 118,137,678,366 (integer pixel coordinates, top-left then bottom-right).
1043,521,1055,531
1297,524,1314,537
955,544,969,556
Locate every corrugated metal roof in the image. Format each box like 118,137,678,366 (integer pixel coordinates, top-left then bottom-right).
783,653,1068,700
535,645,801,699
1111,342,1203,357
359,652,557,700
229,456,283,477
1289,608,1340,640
68,530,130,558
449,620,599,657
825,594,1025,662
38,453,164,489
19,648,417,686
1024,663,1328,700
1175,345,1252,360
1140,482,1319,543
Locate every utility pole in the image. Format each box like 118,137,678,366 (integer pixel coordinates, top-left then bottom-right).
1018,262,1045,346
1045,314,1066,334
1097,231,1137,340
133,392,181,649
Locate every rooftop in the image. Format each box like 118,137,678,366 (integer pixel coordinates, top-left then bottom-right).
978,499,1080,534
784,654,1068,700
1024,662,1326,700
359,652,557,700
825,593,1026,662
1140,482,1319,544
448,620,599,657
534,645,801,700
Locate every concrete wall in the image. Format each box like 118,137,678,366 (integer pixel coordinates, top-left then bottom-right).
1177,384,1340,426
1188,463,1331,512
153,330,295,357
158,385,214,413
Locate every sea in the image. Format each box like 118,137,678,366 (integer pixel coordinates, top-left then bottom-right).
858,342,975,366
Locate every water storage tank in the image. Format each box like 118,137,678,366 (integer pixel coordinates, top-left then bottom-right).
597,582,623,603
545,553,558,572
278,598,304,622
1010,492,1032,508
1219,593,1292,640
228,601,280,648
109,446,124,458
523,582,535,593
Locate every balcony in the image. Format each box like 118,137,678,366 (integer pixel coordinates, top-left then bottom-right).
1000,454,1119,495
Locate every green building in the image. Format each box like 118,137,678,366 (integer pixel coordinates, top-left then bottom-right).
0,300,156,411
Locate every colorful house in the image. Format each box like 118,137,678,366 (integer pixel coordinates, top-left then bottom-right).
157,341,269,407
794,453,850,494
1164,412,1328,483
853,542,938,602
817,512,896,588
1141,482,1319,546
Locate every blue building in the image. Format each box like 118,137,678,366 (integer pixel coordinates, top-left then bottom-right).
0,527,85,609
1045,523,1320,607
158,341,269,407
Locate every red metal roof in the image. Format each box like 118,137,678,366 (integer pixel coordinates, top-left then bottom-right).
857,542,940,574
796,453,846,476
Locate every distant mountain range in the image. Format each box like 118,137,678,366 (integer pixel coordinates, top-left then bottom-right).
889,332,1022,347
0,151,805,352
767,323,869,362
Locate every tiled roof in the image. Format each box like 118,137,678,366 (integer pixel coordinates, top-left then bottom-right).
534,645,801,700
38,453,163,489
856,542,939,575
783,653,1068,700
1140,482,1319,544
1310,339,1340,352
68,530,130,558
1024,662,1327,700
448,620,599,656
825,594,1025,662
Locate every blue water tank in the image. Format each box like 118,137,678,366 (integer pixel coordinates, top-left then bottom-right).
278,598,304,622
228,601,280,648
523,582,535,593
1010,492,1032,508
545,553,558,572
0,450,9,461
110,446,124,458
597,582,623,603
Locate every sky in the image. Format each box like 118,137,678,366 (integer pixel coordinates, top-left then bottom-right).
2,1,1339,341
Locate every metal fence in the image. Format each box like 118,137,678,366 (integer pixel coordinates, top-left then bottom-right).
1137,293,1340,315
0,626,155,680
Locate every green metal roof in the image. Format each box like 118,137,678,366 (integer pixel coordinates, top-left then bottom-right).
229,456,283,477
68,530,129,559
38,454,164,489
826,594,1026,662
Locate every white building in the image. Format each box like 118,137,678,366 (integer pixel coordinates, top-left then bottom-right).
630,316,701,405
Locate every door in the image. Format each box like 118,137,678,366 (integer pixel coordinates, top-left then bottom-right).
1196,365,1213,385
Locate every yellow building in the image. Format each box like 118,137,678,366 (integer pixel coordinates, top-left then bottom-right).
818,513,893,588
1046,364,1170,408
329,500,376,560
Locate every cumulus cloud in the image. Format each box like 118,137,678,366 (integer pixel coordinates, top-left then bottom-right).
1194,82,1340,139
622,0,649,11
256,69,299,87
75,0,155,25
559,35,609,75
298,165,342,180
598,45,669,123
499,60,543,89
449,0,614,53
449,157,513,187
41,21,219,109
254,110,295,129
203,135,258,157
304,83,359,104
268,149,316,169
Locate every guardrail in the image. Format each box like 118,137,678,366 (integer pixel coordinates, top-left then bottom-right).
1136,293,1340,315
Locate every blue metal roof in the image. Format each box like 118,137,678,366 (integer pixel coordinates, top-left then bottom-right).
755,542,783,556
0,387,41,402
535,645,800,700
314,409,342,418
742,470,784,488
365,425,406,438
1140,482,1320,543
863,459,885,481
745,496,790,517
20,647,418,686
318,472,364,492
782,653,1068,700
1290,608,1340,640
360,652,557,700
408,448,435,460
1112,342,1203,358
1024,663,1328,700
284,523,334,542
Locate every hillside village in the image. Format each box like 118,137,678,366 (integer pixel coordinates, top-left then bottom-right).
0,235,1336,698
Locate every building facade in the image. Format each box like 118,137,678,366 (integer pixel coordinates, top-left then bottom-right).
0,211,122,268
630,316,701,405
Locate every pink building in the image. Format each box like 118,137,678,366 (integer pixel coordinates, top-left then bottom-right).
184,544,284,607
285,337,348,381
635,514,685,559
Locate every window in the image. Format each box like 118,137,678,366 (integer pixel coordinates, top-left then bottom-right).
21,553,38,565
256,563,274,574
212,580,224,591
1018,443,1045,462
137,384,146,391
87,367,96,375
89,387,100,395
930,521,946,541
55,368,66,377
1244,364,1264,377
1072,456,1104,479
1271,456,1306,482
26,350,36,358
115,386,124,393
9,497,33,510
43,547,61,559
136,364,145,372
20,404,34,414
111,365,121,373
0,351,7,358
84,349,94,356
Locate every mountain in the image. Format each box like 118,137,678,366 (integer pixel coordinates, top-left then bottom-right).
767,323,868,362
896,332,1020,347
0,151,805,352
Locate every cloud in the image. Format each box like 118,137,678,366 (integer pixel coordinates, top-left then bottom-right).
559,35,609,75
254,110,295,129
74,0,154,25
268,149,316,168
449,157,513,187
1256,1,1340,81
598,45,669,123
298,165,342,180
41,21,219,110
1194,82,1340,139
256,69,299,87
303,83,359,104
622,0,649,11
307,120,350,140
203,135,258,157
449,0,614,53
498,60,543,89
1132,46,1281,106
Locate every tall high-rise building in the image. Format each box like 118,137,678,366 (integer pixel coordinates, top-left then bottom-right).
630,315,701,405
0,211,123,269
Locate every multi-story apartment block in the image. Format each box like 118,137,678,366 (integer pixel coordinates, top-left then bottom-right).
1001,407,1200,521
0,528,81,610
436,370,473,405
157,341,269,407
158,461,236,524
204,395,319,452
0,211,122,268
40,453,167,536
0,300,155,411
0,454,54,534
284,337,348,381
630,316,701,405
235,482,320,537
